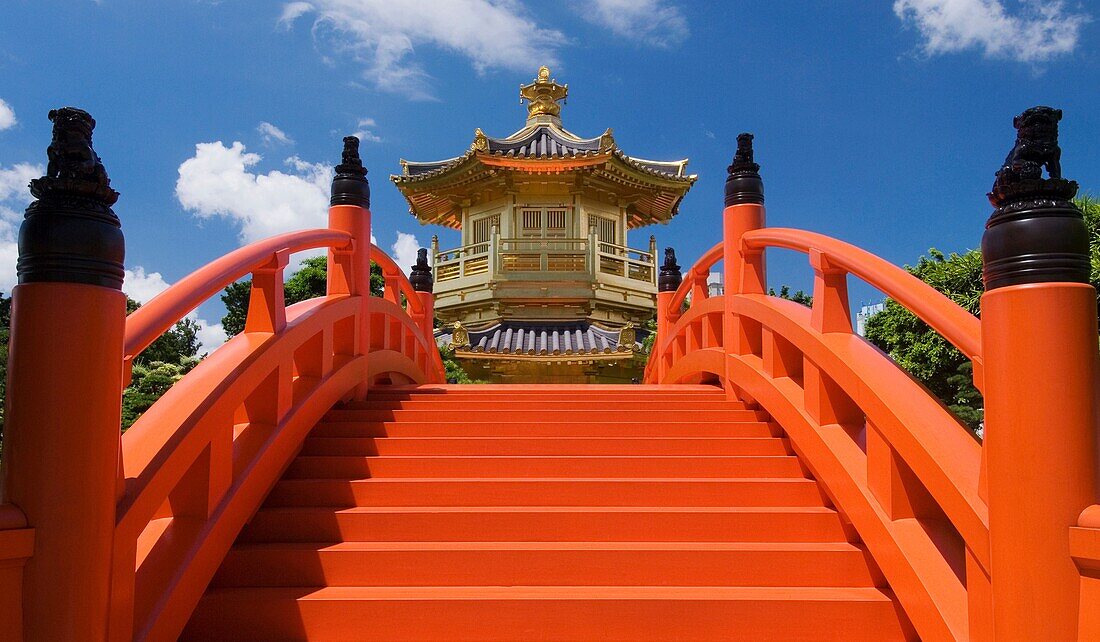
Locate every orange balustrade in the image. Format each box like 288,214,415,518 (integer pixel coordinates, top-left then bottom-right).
0,504,33,641
648,214,1099,639
108,228,443,640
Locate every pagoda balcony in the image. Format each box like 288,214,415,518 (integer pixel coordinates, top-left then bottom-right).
432,236,657,314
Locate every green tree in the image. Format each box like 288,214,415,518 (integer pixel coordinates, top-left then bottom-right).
769,285,813,306
864,196,1100,432
121,359,200,429
126,298,202,364
121,297,205,429
221,257,386,338
219,257,475,383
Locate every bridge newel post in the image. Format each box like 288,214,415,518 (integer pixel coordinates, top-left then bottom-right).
979,106,1098,640
328,136,372,396
1,108,126,641
723,134,766,397
409,248,436,344
656,248,682,382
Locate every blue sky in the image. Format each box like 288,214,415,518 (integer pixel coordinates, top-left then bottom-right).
1,0,1097,347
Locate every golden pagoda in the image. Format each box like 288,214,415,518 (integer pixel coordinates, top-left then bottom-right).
392,66,696,382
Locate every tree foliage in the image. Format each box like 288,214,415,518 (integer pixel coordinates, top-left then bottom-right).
221,256,386,337
768,285,813,307
865,195,1100,432
121,297,204,429
219,256,473,382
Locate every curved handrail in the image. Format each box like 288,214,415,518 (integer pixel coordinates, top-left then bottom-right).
124,229,352,361
743,228,981,364
665,241,722,315
654,293,986,640
112,226,444,640
369,243,425,316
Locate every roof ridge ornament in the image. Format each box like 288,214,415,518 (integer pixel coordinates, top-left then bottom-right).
472,128,489,152
599,128,615,152
519,65,568,124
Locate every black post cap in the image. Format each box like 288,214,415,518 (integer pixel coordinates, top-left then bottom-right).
657,247,682,292
331,136,370,208
724,133,764,206
981,106,1088,290
18,107,125,289
410,247,433,293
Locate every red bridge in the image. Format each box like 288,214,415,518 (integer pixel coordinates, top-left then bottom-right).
0,108,1097,641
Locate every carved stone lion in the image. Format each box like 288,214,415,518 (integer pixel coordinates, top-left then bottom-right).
30,107,118,205
993,106,1063,189
662,247,678,270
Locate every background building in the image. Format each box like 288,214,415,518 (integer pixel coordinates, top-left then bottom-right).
392,67,696,382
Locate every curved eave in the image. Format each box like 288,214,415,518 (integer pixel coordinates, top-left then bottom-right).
391,137,696,229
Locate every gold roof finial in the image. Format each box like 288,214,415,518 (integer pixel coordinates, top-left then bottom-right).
519,65,568,123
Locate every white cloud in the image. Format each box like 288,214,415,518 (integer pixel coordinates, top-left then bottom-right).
194,318,228,354
176,141,333,245
894,0,1090,62
0,99,16,131
353,117,382,143
278,0,563,99
123,266,171,303
0,163,44,293
579,0,688,48
390,231,421,273
257,121,294,146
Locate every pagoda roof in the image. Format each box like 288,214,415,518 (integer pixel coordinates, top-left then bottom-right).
435,320,646,359
392,122,695,229
391,66,696,230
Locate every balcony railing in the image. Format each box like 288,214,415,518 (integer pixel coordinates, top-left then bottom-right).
433,237,656,291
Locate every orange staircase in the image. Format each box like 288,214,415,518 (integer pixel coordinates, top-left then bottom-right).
182,385,915,641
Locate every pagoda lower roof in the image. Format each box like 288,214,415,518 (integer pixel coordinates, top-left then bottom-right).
436,321,645,359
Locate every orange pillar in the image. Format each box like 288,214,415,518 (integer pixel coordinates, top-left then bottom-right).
723,134,766,396
655,249,682,382
980,106,1098,641
327,136,372,396
0,108,125,641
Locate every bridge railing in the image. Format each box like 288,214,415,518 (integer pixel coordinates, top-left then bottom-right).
647,126,1099,641
109,231,443,640
0,118,445,642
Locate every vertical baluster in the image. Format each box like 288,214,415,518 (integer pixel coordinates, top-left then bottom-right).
809,249,852,334
383,266,401,304
244,250,289,334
